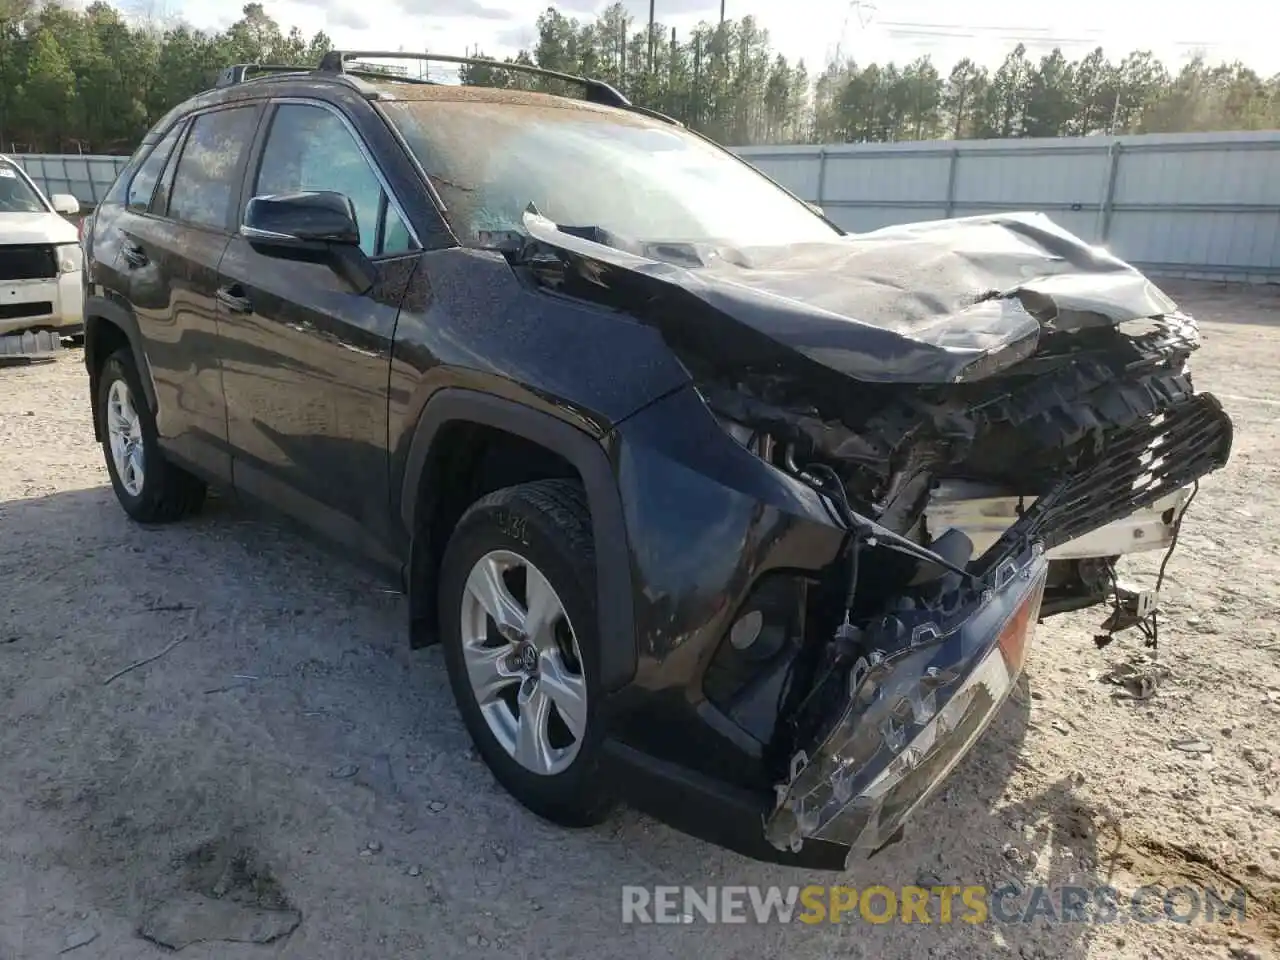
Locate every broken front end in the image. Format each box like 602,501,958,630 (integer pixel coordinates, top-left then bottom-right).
523,211,1233,865
690,313,1231,858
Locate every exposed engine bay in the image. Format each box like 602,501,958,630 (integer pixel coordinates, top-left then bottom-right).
504,207,1235,854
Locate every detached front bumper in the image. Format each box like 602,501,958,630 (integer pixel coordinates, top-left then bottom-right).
765,543,1049,859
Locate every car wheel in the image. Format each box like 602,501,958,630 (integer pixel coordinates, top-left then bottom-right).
438,478,614,827
97,348,206,523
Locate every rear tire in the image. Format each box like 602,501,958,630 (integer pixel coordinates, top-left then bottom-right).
438,479,614,827
97,349,206,523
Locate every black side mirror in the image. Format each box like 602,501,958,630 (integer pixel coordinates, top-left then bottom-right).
241,191,376,294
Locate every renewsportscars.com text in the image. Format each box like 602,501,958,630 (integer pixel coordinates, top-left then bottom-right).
621,883,1248,926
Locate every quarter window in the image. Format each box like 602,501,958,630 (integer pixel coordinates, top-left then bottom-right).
167,107,257,229
253,103,415,257
126,124,184,212
382,200,412,255
151,124,186,216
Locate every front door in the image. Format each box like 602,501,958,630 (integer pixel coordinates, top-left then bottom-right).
216,99,420,567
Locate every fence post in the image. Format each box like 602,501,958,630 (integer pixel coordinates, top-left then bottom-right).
816,147,828,208
943,147,959,218
1100,141,1123,243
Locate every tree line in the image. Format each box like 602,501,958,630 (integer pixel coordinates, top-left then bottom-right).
0,1,332,153
1,0,1277,154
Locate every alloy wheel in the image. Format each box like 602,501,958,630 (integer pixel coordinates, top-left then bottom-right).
459,549,588,776
106,378,145,497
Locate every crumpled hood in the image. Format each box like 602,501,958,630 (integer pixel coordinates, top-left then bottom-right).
522,209,1179,385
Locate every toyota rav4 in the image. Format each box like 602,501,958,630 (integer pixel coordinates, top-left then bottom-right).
83,53,1233,869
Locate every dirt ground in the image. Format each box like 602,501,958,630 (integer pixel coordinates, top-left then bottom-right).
1,280,1278,960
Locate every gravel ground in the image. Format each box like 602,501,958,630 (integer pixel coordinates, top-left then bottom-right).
1,280,1278,960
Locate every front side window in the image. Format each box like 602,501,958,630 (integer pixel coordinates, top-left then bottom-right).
382,99,839,249
254,103,415,257
127,124,185,212
167,106,257,230
0,159,47,214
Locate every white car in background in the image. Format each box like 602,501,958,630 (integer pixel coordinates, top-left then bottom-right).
0,154,84,338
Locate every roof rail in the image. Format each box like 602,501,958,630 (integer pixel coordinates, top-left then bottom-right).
216,63,311,88
625,103,682,127
316,51,633,109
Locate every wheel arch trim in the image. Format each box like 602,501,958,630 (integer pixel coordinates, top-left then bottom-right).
84,295,158,439
400,389,637,691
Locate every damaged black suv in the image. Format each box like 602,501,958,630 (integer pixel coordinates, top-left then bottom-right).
84,52,1233,869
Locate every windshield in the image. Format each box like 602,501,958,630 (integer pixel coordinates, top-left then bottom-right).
0,160,48,214
383,98,839,249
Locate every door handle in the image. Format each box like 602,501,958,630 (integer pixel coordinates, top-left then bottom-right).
216,285,253,314
121,242,148,268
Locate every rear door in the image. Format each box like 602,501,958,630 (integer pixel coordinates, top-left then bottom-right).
114,103,263,482
216,98,420,566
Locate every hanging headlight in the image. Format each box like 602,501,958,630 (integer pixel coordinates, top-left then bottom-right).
765,544,1048,857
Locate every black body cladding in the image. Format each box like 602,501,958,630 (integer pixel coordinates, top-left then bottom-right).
83,60,1233,869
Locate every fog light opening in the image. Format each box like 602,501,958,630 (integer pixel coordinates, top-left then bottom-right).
729,610,764,651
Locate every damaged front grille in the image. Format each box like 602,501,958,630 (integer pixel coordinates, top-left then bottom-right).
975,392,1233,570
953,313,1206,486
704,310,1212,527
972,363,1194,450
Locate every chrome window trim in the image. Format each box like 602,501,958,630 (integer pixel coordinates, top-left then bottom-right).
263,96,422,251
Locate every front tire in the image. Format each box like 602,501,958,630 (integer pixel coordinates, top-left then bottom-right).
97,349,206,523
438,479,614,827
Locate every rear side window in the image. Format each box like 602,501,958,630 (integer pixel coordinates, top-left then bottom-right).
167,107,257,230
126,124,184,212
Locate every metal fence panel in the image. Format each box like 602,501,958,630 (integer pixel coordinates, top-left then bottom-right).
825,153,952,204
8,154,130,210
737,131,1280,280
956,149,1110,207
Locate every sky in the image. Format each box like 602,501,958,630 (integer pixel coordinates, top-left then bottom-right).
164,0,1280,77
